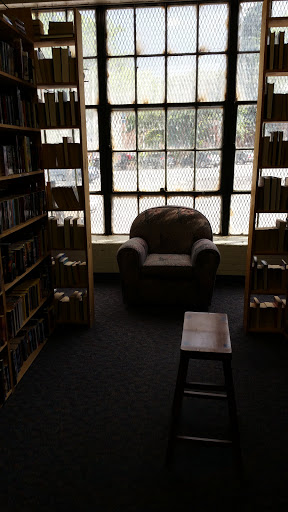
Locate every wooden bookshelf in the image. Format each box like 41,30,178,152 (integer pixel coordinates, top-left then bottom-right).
0,8,55,406
244,0,288,334
34,9,94,328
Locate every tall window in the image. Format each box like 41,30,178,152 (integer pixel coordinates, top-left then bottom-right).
34,2,264,236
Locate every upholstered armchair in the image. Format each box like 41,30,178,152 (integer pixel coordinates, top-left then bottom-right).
117,206,220,309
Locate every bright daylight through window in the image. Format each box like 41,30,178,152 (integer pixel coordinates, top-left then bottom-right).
33,2,263,236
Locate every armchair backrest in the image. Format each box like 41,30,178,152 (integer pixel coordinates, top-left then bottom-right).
130,206,213,254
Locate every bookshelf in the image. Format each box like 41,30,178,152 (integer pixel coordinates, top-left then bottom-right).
0,9,55,406
244,0,288,334
34,9,94,328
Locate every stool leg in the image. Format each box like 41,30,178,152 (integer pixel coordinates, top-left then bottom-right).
222,359,242,473
166,351,189,465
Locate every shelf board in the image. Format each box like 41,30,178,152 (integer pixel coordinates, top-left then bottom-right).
34,36,75,48
15,338,48,385
4,254,49,292
0,213,47,240
251,290,286,295
39,124,80,130
0,70,36,88
247,327,283,333
9,294,53,341
37,82,77,89
0,124,40,133
256,210,288,213
253,251,288,255
262,119,288,123
268,17,288,28
0,342,7,353
49,208,84,212
265,70,288,76
0,170,44,181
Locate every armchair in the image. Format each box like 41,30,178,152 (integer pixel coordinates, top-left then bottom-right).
117,206,220,309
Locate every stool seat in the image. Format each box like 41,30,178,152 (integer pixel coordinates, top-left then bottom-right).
181,312,231,355
167,311,242,472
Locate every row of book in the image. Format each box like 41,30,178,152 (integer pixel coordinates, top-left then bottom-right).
35,48,77,85
0,136,39,176
33,20,74,39
0,316,5,347
52,253,87,288
9,316,46,386
249,295,287,329
38,90,79,128
0,358,11,405
0,189,46,234
6,269,52,339
54,290,88,324
0,226,48,284
251,256,288,291
0,306,56,404
47,184,84,211
0,38,33,82
41,140,81,169
256,175,288,211
267,29,288,71
0,12,27,35
48,215,86,250
0,89,38,128
261,132,288,168
264,83,288,120
254,219,288,252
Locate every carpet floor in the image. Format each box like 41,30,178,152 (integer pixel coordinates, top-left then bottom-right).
0,276,288,511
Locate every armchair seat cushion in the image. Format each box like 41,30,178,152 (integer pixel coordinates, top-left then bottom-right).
141,253,193,278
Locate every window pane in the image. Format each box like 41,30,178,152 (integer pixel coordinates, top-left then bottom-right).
229,194,251,235
90,195,104,234
167,5,197,54
167,151,194,192
88,152,101,192
138,152,165,191
106,9,134,56
167,109,195,149
199,4,229,52
167,196,194,208
111,111,136,151
198,55,227,102
195,196,221,234
238,2,262,52
267,77,288,95
236,53,259,101
84,59,98,105
80,10,97,57
167,56,196,103
257,212,287,228
196,108,223,149
136,8,165,55
195,152,221,191
137,57,165,104
112,196,138,234
86,109,99,151
234,151,254,191
112,152,137,191
271,1,288,17
236,105,257,148
139,196,165,212
138,110,165,150
44,128,75,144
107,58,135,104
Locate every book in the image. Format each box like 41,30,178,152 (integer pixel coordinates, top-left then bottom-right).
48,21,74,35
61,48,70,83
52,47,62,83
266,82,274,119
279,31,285,69
276,218,286,251
269,30,275,70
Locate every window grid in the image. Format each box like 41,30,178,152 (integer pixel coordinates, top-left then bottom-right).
34,2,260,236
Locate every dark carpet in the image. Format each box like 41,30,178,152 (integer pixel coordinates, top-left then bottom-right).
1,276,288,511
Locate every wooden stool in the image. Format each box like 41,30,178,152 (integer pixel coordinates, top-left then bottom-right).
167,312,242,470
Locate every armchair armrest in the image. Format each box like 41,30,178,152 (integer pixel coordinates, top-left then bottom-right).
191,239,220,307
117,237,148,280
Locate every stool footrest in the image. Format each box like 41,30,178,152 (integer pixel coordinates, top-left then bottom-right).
176,435,232,446
184,389,227,399
185,381,226,392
